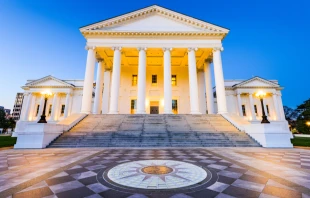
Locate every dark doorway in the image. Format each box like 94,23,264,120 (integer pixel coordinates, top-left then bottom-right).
150,106,159,114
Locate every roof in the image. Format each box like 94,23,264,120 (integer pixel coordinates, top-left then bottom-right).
79,5,229,39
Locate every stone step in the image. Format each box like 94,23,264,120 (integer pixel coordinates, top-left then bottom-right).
48,114,261,148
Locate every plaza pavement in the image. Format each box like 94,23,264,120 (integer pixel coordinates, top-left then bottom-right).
0,147,309,198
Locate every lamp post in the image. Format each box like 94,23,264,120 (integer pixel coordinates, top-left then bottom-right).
38,91,52,123
255,91,270,124
306,121,310,133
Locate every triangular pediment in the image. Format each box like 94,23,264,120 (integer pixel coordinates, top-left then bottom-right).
26,75,74,87
80,5,229,34
101,15,203,32
233,77,279,88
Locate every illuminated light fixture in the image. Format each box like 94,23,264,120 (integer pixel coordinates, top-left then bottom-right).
255,91,270,124
38,91,53,123
161,99,164,106
145,99,150,107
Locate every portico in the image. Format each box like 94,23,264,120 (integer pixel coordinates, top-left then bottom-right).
81,46,227,115
79,5,230,115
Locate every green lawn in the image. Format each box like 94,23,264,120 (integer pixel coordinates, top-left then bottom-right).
291,136,310,147
0,136,17,148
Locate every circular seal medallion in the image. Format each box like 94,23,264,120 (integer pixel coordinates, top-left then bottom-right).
106,160,208,189
141,166,173,175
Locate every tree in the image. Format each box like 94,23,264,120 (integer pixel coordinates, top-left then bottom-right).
7,118,16,130
0,109,8,129
296,98,310,134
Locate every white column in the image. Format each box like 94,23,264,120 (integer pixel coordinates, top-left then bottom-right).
49,93,58,121
213,47,228,114
22,93,33,121
237,93,243,116
273,93,281,120
198,70,206,114
277,93,285,120
93,59,105,114
102,70,111,114
263,99,268,117
204,60,215,114
81,46,96,114
64,92,71,118
37,95,45,120
136,47,147,114
163,48,172,114
20,93,29,121
249,93,257,121
188,48,200,114
109,47,122,114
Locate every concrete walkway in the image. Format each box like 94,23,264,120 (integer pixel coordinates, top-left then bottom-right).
0,147,309,198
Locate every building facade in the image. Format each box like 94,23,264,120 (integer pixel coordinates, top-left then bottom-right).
14,5,292,148
19,75,285,123
12,93,24,121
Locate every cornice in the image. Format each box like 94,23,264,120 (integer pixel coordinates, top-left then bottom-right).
25,86,75,88
26,75,75,87
232,77,279,88
230,86,279,89
82,31,225,39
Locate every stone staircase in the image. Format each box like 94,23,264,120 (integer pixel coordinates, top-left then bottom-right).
48,114,260,148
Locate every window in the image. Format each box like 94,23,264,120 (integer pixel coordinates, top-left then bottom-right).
152,75,157,86
172,100,178,114
130,99,137,114
171,75,177,86
266,105,270,116
254,105,258,116
60,105,65,116
35,105,40,116
132,75,137,86
48,105,52,116
242,105,246,116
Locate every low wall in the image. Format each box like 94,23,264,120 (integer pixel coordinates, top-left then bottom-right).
223,113,293,148
14,113,87,149
294,134,310,138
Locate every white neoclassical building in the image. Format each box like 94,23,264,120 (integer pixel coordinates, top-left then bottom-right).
14,5,292,148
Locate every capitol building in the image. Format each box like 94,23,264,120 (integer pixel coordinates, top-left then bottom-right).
14,5,292,149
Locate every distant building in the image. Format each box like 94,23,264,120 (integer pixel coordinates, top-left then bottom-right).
12,93,24,121
0,106,4,110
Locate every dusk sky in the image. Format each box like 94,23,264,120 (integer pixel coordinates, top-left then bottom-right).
0,0,309,110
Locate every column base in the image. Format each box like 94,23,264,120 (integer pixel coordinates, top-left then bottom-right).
108,111,119,114
190,111,202,114
136,111,146,114
217,111,228,114
80,111,92,114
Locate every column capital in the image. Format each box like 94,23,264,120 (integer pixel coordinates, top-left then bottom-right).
66,91,73,96
137,47,147,51
188,47,198,52
97,58,104,63
236,90,242,95
163,47,173,51
205,58,213,63
272,91,278,96
112,47,122,51
85,46,96,50
213,47,224,52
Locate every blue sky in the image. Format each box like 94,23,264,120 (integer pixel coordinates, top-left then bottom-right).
0,0,309,110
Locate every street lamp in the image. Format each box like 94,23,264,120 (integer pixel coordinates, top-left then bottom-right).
255,91,270,124
37,91,52,123
306,121,310,126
